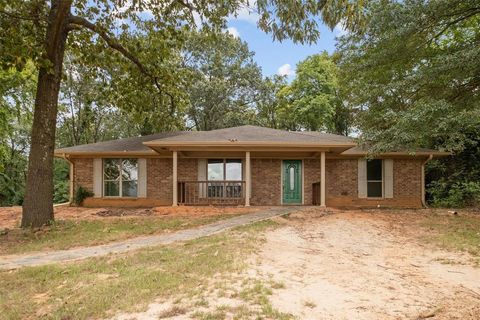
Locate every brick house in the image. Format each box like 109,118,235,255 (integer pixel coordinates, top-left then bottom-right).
54,125,448,208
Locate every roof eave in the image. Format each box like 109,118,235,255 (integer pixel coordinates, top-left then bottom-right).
339,151,452,157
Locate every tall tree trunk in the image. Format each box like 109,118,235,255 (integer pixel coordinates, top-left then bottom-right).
21,0,72,228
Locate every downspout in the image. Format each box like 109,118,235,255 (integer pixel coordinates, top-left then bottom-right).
61,153,74,205
421,154,433,208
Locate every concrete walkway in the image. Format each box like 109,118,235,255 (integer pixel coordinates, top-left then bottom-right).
0,206,299,270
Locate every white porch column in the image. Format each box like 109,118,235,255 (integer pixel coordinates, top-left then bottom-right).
320,151,326,207
245,151,251,206
172,150,178,206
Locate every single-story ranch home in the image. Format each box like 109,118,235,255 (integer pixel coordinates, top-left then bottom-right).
54,125,449,208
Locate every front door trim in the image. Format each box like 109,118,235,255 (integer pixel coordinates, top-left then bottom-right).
281,159,303,204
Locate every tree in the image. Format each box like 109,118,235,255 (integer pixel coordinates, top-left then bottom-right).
1,0,366,227
336,0,480,207
277,52,350,133
183,31,262,130
255,75,288,129
337,0,480,153
0,64,35,206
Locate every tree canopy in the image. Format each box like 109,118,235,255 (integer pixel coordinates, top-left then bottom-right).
337,0,480,153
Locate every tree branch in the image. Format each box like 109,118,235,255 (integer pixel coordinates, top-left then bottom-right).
68,15,177,112
68,15,149,75
174,0,196,11
0,9,46,22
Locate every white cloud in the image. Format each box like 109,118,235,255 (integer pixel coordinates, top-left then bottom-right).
228,1,260,24
226,27,240,38
277,64,294,76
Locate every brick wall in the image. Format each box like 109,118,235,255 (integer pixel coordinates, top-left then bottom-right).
72,156,423,208
72,158,93,194
146,158,197,203
251,159,282,206
326,158,423,208
304,159,322,205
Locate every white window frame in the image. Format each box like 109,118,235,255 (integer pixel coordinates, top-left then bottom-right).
366,159,384,198
206,159,243,181
206,159,243,199
103,158,138,198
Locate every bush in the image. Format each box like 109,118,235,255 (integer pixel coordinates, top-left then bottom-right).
74,186,93,206
428,180,480,208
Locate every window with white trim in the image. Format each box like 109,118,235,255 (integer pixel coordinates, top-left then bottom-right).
207,159,242,198
367,159,383,197
103,159,138,197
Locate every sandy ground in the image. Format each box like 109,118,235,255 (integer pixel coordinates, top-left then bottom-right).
0,205,261,229
110,208,480,320
256,209,480,319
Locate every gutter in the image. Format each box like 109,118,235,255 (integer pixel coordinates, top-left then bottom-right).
421,154,434,208
60,153,74,205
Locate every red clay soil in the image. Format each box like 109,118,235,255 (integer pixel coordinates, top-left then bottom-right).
0,205,262,229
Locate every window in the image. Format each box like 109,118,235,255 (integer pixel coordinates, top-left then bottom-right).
207,159,242,198
367,159,383,198
103,159,138,197
207,159,242,181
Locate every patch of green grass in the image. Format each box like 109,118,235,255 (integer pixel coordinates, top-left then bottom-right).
191,310,226,320
0,219,275,320
239,280,293,320
0,214,238,255
420,214,480,259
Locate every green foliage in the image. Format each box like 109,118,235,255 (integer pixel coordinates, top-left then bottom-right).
277,52,351,134
53,159,69,204
426,128,480,208
255,75,288,129
428,181,480,208
337,0,480,153
74,186,93,206
0,64,35,206
183,31,263,130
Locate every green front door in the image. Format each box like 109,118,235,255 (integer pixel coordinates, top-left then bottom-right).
282,160,302,204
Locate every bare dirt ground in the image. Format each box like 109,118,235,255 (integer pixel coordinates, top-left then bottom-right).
110,208,480,320
256,209,480,319
0,205,261,229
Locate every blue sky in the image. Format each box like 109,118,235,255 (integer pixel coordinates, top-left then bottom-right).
226,13,343,79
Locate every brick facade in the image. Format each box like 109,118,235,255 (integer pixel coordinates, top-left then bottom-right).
72,156,423,208
325,158,422,207
251,159,282,205
72,158,93,194
146,158,197,203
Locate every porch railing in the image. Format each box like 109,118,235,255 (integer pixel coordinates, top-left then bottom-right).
178,180,246,205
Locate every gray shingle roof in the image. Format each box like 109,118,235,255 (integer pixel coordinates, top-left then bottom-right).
54,125,358,155
55,132,190,154
144,125,355,145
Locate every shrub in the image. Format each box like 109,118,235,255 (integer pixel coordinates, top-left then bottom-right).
428,180,480,208
74,186,93,206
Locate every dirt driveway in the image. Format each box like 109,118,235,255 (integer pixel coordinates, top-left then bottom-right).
256,210,480,319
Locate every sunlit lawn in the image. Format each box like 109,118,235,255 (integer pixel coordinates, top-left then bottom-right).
0,214,240,255
420,213,480,263
0,220,279,320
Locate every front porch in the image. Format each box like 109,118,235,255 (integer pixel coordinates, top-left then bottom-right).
168,150,327,207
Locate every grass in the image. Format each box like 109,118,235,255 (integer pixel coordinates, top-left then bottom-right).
0,220,279,320
420,214,480,261
0,214,238,255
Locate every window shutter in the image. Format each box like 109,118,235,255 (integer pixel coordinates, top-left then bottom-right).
198,159,207,198
384,159,394,198
137,159,147,198
358,158,367,198
93,158,103,198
